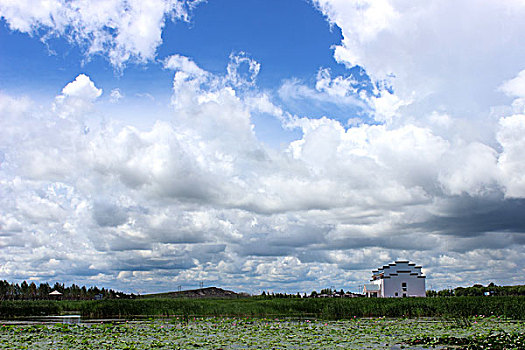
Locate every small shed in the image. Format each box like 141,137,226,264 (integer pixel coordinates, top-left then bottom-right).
49,290,62,300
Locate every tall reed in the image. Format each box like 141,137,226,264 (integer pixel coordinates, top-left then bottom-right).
1,296,523,319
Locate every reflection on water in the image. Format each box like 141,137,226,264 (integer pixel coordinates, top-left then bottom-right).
2,316,151,326
0,315,80,325
42,315,81,324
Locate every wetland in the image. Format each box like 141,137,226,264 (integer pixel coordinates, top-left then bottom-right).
0,316,523,349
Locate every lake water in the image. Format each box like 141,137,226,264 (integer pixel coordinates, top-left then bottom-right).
0,315,127,325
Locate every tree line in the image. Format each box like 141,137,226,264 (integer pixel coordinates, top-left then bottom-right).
0,280,130,300
426,283,525,297
262,284,525,299
260,288,357,298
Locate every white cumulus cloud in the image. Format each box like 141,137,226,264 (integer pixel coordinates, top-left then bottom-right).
54,74,102,119
0,0,204,68
313,0,525,119
61,74,103,100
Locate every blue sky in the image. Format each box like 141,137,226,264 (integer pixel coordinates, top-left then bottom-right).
0,0,365,146
0,0,346,101
157,0,345,83
0,0,525,294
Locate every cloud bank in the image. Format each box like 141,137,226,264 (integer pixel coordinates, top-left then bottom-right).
0,0,524,293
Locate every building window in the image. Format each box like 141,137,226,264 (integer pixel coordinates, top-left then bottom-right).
402,282,407,291
395,292,398,297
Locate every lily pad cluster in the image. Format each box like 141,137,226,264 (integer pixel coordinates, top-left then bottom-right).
0,316,522,349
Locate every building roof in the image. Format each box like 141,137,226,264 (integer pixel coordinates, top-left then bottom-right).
49,290,62,295
371,260,425,280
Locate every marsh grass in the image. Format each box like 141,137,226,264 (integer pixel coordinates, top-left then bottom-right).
1,296,523,320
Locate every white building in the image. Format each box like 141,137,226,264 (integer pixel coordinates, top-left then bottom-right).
363,260,426,297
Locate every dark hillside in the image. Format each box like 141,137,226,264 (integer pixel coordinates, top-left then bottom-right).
141,287,248,299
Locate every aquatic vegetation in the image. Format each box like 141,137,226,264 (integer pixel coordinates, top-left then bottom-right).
0,316,522,349
408,331,525,350
1,296,524,319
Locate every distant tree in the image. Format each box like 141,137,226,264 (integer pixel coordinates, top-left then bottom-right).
52,282,64,293
28,282,37,300
38,283,51,299
20,281,29,300
0,280,9,300
320,288,332,295
518,286,525,296
426,290,437,297
11,282,21,300
81,286,87,300
0,280,131,300
437,289,453,297
452,283,524,297
469,287,483,296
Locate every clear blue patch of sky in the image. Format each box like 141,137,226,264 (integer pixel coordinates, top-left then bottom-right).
251,111,303,149
0,22,82,96
157,0,348,88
